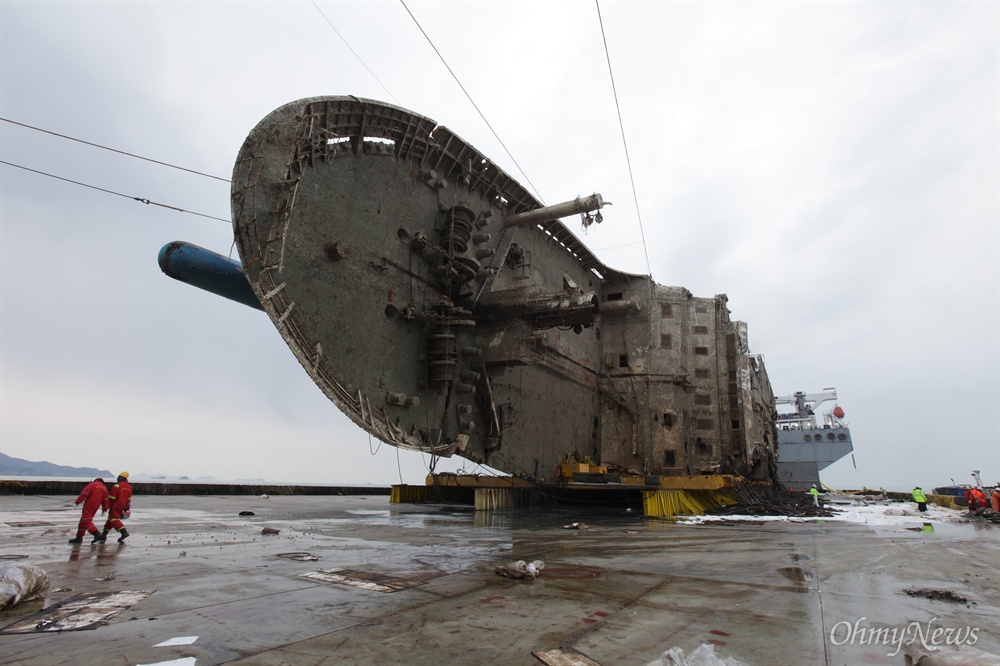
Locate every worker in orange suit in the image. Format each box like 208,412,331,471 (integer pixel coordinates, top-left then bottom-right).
69,478,110,544
965,487,988,512
991,487,1000,513
972,487,988,511
101,472,133,542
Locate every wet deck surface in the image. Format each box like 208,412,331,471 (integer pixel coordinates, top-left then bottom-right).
1,495,997,665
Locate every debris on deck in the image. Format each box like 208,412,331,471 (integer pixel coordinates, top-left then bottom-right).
496,560,545,581
903,588,970,604
533,647,604,665
708,488,838,518
276,552,318,561
963,508,1000,524
0,563,49,610
1,591,153,633
901,639,1000,665
299,568,426,593
648,643,748,666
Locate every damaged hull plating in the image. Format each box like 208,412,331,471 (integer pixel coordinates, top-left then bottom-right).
230,96,777,485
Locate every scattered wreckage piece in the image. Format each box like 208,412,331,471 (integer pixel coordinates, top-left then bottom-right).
903,588,970,604
299,568,425,593
495,560,545,581
963,508,1000,523
533,648,604,666
901,639,1000,666
0,590,153,634
647,643,749,666
0,563,50,610
706,489,838,518
276,552,319,561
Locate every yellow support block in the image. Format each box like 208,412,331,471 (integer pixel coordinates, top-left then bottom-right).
642,489,738,517
559,463,609,479
425,474,534,489
656,475,741,491
391,485,429,503
560,463,579,478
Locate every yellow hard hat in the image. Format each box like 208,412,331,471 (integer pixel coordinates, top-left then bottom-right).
119,471,129,479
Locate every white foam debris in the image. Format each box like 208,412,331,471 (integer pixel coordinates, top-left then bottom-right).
824,501,963,525
649,643,749,666
679,498,966,526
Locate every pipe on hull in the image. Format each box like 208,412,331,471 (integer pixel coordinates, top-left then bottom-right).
158,241,263,311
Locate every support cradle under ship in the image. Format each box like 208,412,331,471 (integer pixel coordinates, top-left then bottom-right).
160,96,779,491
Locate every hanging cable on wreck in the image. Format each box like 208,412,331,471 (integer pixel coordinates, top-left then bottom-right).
595,0,652,278
399,0,544,204
0,160,231,224
0,117,231,182
308,0,399,105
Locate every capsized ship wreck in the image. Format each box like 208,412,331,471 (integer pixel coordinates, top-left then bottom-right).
160,96,779,512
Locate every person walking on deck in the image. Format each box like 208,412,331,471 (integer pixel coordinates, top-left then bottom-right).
69,478,109,544
102,472,133,542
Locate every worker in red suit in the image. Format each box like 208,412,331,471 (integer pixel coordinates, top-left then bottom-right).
101,472,133,542
69,478,109,544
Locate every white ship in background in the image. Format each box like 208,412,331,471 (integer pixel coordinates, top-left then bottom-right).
774,389,853,489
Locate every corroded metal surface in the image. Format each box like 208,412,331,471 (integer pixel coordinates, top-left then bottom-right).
231,96,777,484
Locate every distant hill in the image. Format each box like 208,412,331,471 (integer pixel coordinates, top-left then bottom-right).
0,452,113,478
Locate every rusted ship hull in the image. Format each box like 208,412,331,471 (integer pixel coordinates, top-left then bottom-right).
230,96,777,484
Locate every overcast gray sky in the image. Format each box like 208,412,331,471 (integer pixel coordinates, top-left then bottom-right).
1,1,997,491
